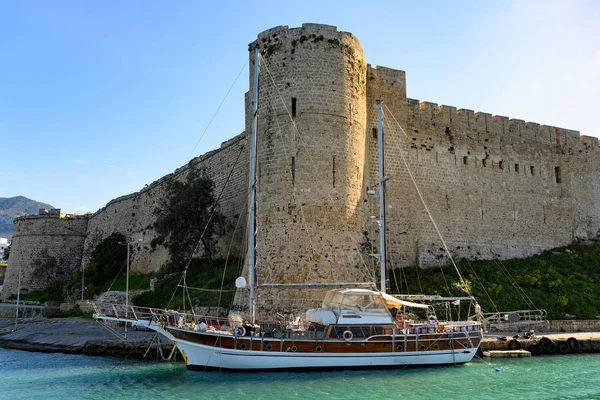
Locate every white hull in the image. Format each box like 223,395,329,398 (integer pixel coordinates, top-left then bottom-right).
175,338,478,371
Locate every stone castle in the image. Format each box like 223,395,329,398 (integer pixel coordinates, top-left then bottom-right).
3,24,599,309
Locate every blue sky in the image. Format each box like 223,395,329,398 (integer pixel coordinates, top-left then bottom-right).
1,1,598,213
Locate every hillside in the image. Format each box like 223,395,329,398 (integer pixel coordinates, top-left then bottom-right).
390,241,600,320
0,196,55,236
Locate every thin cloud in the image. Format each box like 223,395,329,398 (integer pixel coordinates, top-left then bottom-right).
74,160,89,165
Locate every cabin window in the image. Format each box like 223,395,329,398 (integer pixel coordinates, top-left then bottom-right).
292,97,297,118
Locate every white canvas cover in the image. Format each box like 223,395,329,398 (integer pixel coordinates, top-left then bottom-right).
381,292,430,310
306,308,337,325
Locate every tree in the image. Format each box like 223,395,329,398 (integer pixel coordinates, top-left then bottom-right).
154,167,227,270
86,232,128,284
2,244,9,260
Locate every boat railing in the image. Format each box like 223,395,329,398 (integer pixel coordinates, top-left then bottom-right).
92,302,230,329
481,309,547,330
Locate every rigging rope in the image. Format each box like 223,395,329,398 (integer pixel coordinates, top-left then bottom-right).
188,61,248,159
217,195,249,312
259,53,375,285
166,143,246,309
383,104,473,299
494,259,540,310
106,259,128,292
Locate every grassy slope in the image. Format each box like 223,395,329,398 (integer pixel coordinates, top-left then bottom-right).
390,242,600,320
14,243,600,320
132,259,239,311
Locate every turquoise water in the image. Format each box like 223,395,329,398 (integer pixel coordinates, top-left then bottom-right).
1,348,599,400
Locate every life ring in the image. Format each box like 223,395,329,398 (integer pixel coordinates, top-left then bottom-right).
343,330,353,341
235,326,246,337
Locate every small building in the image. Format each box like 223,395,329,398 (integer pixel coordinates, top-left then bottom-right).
0,237,8,260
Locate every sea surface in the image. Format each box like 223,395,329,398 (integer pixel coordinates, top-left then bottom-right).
0,348,599,400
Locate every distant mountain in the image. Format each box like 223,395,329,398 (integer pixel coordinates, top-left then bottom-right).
0,196,55,236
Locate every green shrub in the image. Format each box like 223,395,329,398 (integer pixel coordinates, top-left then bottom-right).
133,258,238,311
389,242,600,320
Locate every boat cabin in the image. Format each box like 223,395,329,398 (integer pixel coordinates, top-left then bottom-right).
320,288,394,325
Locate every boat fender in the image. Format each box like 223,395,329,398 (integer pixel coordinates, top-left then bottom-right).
566,337,579,353
508,339,521,351
527,343,542,356
235,326,246,337
539,337,557,354
557,340,570,354
343,330,353,341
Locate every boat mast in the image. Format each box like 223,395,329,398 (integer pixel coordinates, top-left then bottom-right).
377,100,387,293
248,46,259,324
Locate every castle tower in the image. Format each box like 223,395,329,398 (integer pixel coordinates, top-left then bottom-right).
2,212,88,300
236,24,370,317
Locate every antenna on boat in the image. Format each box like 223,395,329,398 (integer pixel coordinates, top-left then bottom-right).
247,46,260,325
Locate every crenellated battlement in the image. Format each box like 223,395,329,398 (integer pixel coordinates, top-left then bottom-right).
402,97,595,151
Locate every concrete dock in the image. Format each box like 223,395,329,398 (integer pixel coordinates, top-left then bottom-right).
481,331,600,356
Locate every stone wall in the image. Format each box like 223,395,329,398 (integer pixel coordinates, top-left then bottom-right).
3,23,599,313
363,79,599,268
2,215,88,299
82,133,248,274
2,134,247,299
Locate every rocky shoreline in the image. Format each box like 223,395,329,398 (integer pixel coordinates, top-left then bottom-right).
0,316,174,359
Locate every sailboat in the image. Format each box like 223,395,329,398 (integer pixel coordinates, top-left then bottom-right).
94,47,483,371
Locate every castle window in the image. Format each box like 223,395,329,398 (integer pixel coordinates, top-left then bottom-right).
482,159,487,167
372,128,377,139
291,157,296,185
515,164,520,173
463,156,468,165
332,156,336,188
292,97,297,118
499,160,504,170
530,166,535,176
555,166,561,183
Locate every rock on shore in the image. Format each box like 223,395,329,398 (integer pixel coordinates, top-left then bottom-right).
0,316,173,358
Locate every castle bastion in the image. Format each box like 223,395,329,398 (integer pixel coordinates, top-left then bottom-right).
3,24,598,310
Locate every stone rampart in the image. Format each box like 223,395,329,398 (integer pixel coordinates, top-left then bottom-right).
2,215,88,299
363,70,599,268
82,133,248,274
3,23,600,313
